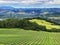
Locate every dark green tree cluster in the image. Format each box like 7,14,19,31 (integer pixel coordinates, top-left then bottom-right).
0,19,46,31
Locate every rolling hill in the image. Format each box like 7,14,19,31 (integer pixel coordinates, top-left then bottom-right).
29,19,60,30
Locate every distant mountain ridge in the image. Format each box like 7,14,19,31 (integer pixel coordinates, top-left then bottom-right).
0,6,60,24
0,6,60,13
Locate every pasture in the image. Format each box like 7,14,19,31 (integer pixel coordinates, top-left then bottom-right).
0,28,60,45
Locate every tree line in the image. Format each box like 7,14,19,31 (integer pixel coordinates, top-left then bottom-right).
0,18,59,32
0,19,46,31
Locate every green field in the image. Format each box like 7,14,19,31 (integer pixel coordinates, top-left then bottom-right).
29,19,60,29
0,28,60,45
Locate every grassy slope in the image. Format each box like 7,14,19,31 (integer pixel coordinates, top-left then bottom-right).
0,28,60,45
29,19,60,29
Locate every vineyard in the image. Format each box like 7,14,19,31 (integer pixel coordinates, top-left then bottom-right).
0,28,60,45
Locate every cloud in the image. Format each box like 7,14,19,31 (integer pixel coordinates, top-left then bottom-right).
0,1,19,4
44,0,60,4
0,0,60,5
0,0,54,4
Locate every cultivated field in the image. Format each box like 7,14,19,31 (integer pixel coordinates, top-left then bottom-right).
0,28,60,45
29,19,60,29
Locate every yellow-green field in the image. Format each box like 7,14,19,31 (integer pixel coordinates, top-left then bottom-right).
0,28,60,45
29,19,60,29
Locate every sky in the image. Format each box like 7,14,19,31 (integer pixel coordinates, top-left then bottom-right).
0,0,60,8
